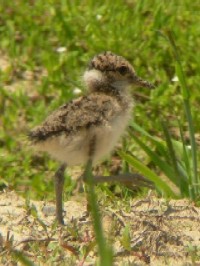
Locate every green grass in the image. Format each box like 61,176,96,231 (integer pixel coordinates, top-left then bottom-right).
121,30,200,200
84,160,113,265
0,0,200,264
1,0,199,199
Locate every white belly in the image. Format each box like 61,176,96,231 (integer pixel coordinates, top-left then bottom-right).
35,110,131,166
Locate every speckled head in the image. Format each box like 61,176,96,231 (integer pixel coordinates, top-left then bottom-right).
84,51,154,92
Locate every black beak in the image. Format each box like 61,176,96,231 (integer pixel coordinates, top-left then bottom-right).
132,75,155,89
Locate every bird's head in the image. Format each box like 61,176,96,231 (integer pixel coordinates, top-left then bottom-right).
84,51,154,93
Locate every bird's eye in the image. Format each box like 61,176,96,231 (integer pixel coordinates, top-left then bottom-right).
117,66,128,75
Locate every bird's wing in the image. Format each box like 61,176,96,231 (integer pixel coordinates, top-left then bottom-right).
29,94,122,143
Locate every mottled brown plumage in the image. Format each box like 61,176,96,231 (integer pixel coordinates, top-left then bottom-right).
29,94,126,143
29,51,154,224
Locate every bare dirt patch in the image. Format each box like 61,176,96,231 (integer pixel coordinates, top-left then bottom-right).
0,191,200,265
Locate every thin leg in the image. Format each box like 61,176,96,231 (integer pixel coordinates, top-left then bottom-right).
93,173,154,189
54,163,66,225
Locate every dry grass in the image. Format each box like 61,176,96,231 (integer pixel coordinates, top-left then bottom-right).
1,190,200,265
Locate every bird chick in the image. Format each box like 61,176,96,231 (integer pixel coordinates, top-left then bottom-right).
29,51,154,224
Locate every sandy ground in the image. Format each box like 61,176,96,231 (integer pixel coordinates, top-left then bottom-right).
0,190,200,265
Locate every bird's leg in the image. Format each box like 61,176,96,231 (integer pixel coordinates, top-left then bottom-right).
93,173,154,189
81,133,154,189
54,163,66,225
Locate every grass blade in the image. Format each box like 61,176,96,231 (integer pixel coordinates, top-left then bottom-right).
166,30,199,196
12,250,35,266
84,160,113,266
130,122,171,162
119,151,177,197
161,121,188,195
131,133,180,187
178,120,194,199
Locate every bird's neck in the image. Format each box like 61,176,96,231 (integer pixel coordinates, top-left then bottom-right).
84,69,131,103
